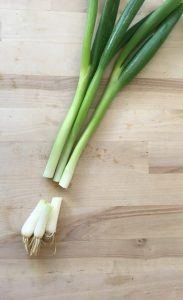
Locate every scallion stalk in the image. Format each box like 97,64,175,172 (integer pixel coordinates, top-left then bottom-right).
54,0,181,182
44,0,121,179
59,4,183,189
53,0,147,182
43,0,98,179
46,0,146,181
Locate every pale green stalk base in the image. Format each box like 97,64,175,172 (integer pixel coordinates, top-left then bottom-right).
44,1,98,179
53,67,104,182
59,164,76,189
53,136,73,182
43,74,90,178
59,83,119,189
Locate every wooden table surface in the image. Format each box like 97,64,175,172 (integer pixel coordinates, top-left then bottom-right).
0,0,183,299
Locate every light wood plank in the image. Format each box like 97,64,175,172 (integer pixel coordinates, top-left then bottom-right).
0,21,182,76
1,173,183,207
1,206,183,243
0,6,182,45
2,257,183,276
1,108,183,142
0,141,148,176
0,0,51,10
0,77,182,110
0,41,81,76
0,10,86,43
1,263,183,300
52,0,89,12
51,0,165,13
149,142,183,174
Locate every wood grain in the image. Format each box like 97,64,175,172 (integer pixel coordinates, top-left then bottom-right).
0,0,183,299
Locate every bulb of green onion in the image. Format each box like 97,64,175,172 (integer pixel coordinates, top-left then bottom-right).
21,200,46,253
29,202,52,256
44,197,62,243
21,198,63,256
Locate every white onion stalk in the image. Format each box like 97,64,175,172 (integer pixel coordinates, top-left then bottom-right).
29,202,52,256
21,200,46,253
44,197,62,243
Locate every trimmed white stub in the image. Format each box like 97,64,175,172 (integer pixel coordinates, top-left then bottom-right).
46,197,62,235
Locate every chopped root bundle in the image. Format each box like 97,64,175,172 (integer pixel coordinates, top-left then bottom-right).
21,197,62,256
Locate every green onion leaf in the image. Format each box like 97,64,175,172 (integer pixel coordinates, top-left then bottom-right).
100,0,146,69
112,0,182,81
117,4,183,88
91,0,120,76
117,11,153,51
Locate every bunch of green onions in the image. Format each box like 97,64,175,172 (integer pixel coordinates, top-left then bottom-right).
21,197,62,256
44,0,183,189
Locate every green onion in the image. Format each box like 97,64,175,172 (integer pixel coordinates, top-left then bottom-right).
53,15,151,183
53,0,146,182
53,16,154,183
43,0,98,178
45,0,145,181
44,0,121,179
54,0,181,183
59,4,183,189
